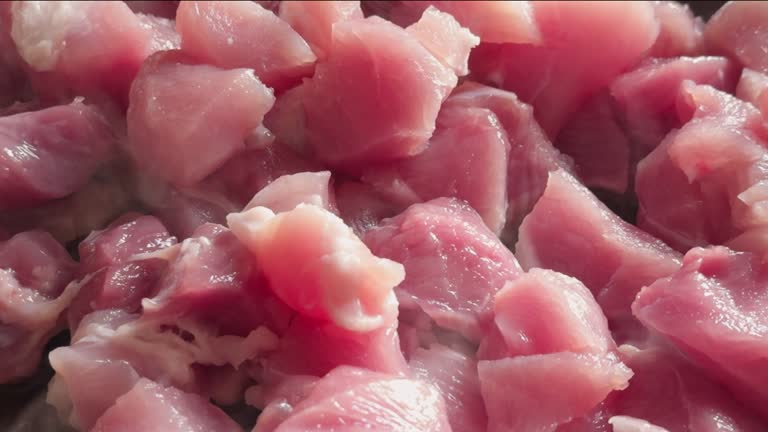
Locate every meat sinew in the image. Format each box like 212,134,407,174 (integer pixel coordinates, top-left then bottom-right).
6,1,768,431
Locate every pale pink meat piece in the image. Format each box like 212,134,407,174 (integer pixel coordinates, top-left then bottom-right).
410,344,487,432
262,84,310,157
609,417,669,432
257,366,451,432
633,246,768,420
705,1,768,73
364,198,522,342
405,6,479,76
335,180,403,236
176,1,316,91
469,1,659,138
90,379,243,432
0,231,77,383
361,104,510,235
736,68,768,114
244,171,335,214
228,204,403,332
137,13,181,52
516,170,681,341
636,83,768,251
127,50,275,186
303,16,457,168
9,1,155,104
278,1,363,60
0,100,115,209
649,1,704,58
445,82,573,242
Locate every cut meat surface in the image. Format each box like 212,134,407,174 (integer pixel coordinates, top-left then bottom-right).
736,68,768,114
127,50,275,186
244,171,335,214
256,366,451,432
609,417,669,432
705,1,768,73
361,104,510,235
410,344,487,432
649,1,703,58
176,1,316,90
303,16,457,168
633,246,768,420
405,6,479,76
469,1,659,137
0,101,115,209
516,170,681,341
364,198,522,342
278,0,363,60
91,379,243,432
228,204,403,332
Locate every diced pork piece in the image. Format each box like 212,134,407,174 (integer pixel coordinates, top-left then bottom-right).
125,1,179,19
91,379,243,432
469,1,659,137
176,1,316,90
516,170,681,341
705,1,768,73
263,84,310,157
142,223,289,337
364,198,522,342
247,375,318,432
0,231,77,383
0,100,115,209
609,417,669,432
410,344,487,432
445,82,573,242
335,180,403,236
256,366,451,432
9,1,154,104
727,227,768,257
228,204,403,332
262,315,407,377
636,83,768,251
303,16,457,168
649,1,704,58
278,1,363,60
362,104,509,235
372,1,540,44
480,353,631,432
137,13,181,52
633,246,768,420
405,6,479,76
127,50,275,186
605,345,766,432
244,171,335,214
736,68,768,114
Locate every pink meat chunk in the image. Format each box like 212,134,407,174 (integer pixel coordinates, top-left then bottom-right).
609,417,670,432
445,82,573,242
469,1,659,138
9,1,155,104
176,1,316,91
256,366,451,432
91,379,243,432
405,6,479,76
0,101,116,209
558,56,737,195
633,246,768,420
705,1,768,73
480,352,631,432
137,13,181,52
364,198,523,342
410,344,487,432
262,84,310,157
649,1,704,58
335,180,403,236
0,231,77,383
244,171,335,214
67,215,176,329
361,104,510,235
303,16,457,168
736,68,768,114
228,204,403,332
516,170,681,342
604,345,766,432
636,83,768,251
278,0,363,60
262,314,407,378
127,50,275,186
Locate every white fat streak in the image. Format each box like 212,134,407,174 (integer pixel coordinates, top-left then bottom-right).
10,1,87,71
